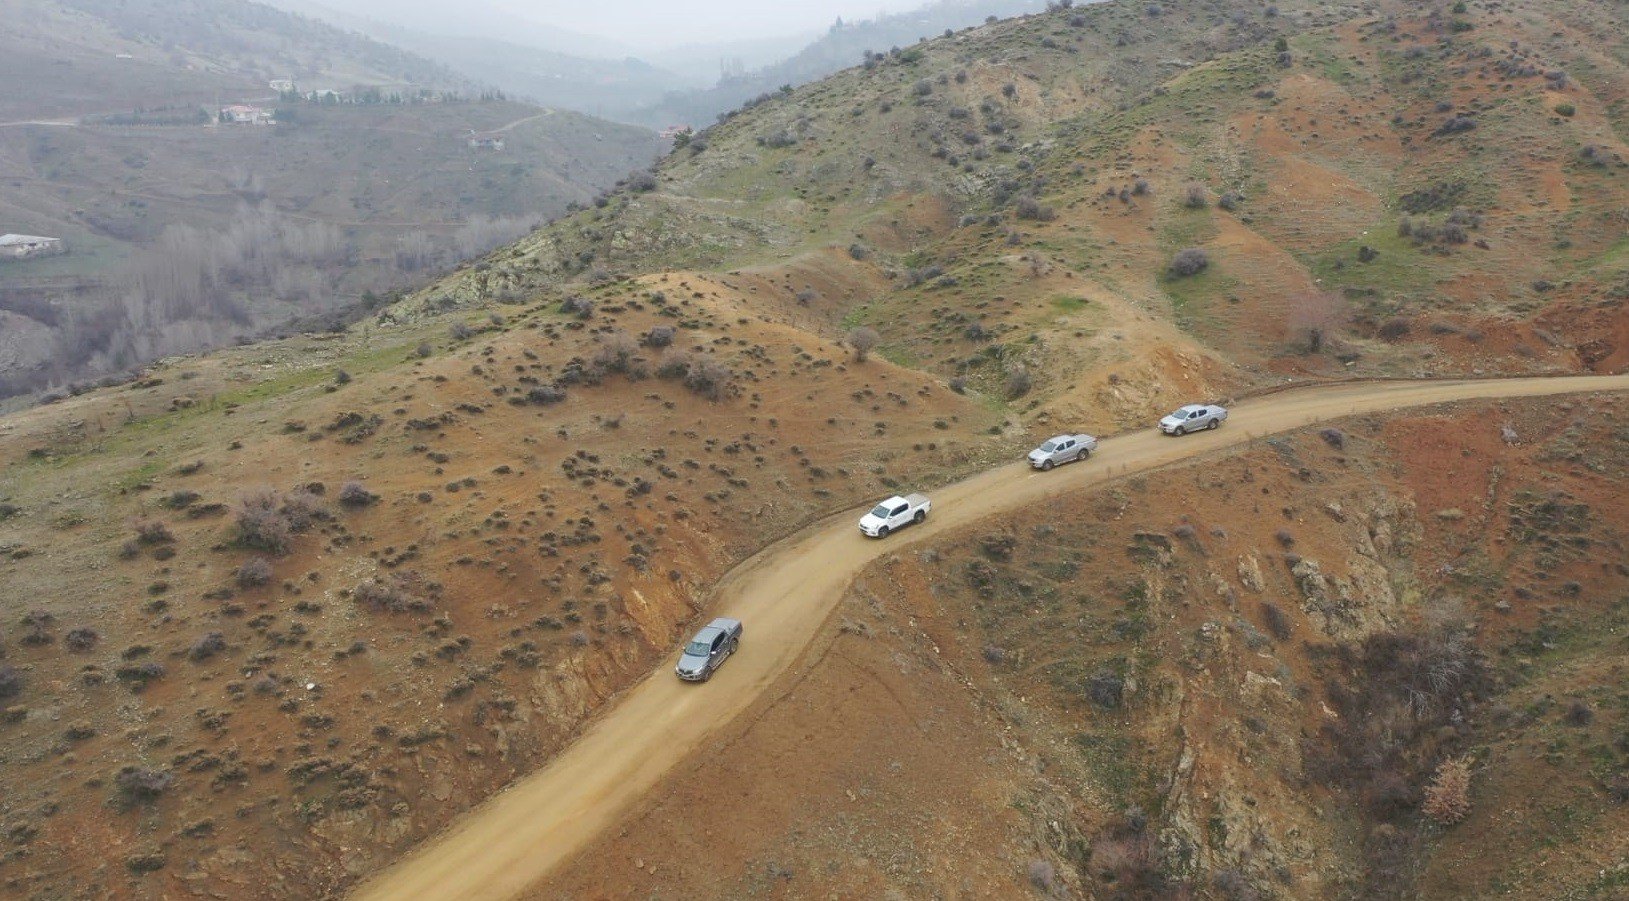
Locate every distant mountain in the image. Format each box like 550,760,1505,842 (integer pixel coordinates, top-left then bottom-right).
258,8,692,123
633,0,1053,127
264,0,636,60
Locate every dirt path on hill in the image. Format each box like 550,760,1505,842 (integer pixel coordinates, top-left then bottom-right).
351,374,1629,901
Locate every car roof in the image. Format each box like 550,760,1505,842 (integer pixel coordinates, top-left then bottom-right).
707,617,741,631
1044,434,1072,442
878,495,907,506
1176,404,1207,412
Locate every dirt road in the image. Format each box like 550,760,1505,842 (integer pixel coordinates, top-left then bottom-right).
350,374,1629,901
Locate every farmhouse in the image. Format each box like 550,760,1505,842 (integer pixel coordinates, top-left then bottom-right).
0,234,65,260
467,131,505,151
269,78,296,93
221,104,274,125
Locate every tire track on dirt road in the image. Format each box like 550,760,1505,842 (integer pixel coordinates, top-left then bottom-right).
351,374,1629,901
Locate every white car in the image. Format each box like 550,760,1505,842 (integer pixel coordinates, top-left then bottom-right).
1159,404,1228,435
1027,434,1097,470
858,493,931,538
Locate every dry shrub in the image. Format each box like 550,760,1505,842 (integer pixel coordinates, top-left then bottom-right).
337,481,377,508
187,632,227,662
1005,363,1033,399
1168,247,1209,277
525,384,566,405
684,359,733,401
352,571,435,614
1015,195,1056,221
1183,181,1208,208
1027,858,1058,892
1088,809,1167,892
591,331,642,377
642,325,676,348
114,766,173,806
0,665,21,699
233,488,325,555
1421,756,1472,825
133,519,174,545
235,557,273,587
18,610,53,646
234,489,291,553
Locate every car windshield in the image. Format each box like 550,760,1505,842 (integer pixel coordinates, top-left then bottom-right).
1039,441,1057,453
869,504,891,518
1168,409,1189,419
684,640,711,657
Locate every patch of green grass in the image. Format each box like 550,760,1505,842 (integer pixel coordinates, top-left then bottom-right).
1293,32,1360,86
1301,224,1452,303
114,458,167,493
1051,295,1088,313
1072,732,1139,804
1160,265,1239,339
878,345,920,368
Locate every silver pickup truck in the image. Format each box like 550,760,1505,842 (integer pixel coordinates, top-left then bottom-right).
858,493,931,538
1027,433,1097,470
1159,403,1228,436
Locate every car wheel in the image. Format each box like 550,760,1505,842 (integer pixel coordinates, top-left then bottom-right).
1173,425,1186,436
1208,418,1220,430
1041,459,1054,471
877,525,890,537
1076,449,1089,462
701,667,712,682
913,510,925,524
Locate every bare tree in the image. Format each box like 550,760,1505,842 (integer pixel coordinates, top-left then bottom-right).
1287,289,1347,354
848,326,880,362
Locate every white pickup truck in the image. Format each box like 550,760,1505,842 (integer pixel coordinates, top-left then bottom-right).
858,493,931,538
1027,433,1097,470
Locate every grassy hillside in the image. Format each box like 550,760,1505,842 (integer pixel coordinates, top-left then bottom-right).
426,0,1629,412
0,0,1625,897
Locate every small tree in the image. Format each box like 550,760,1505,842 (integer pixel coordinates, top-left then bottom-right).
1183,181,1208,208
849,327,880,362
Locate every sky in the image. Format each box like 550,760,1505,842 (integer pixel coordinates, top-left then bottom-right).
307,0,940,52
500,0,932,48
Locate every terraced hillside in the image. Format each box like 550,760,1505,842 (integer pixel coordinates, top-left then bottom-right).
0,0,1625,898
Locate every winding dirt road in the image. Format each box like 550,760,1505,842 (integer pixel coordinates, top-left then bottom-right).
351,374,1629,901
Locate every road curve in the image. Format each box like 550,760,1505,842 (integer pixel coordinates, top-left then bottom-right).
350,374,1629,901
